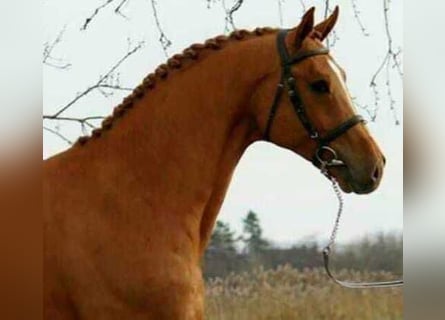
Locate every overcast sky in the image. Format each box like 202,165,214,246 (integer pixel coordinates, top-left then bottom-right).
43,0,402,245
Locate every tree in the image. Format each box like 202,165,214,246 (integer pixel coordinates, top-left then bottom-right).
242,210,269,255
208,220,237,253
204,220,243,278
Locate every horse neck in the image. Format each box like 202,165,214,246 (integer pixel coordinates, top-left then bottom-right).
82,35,275,255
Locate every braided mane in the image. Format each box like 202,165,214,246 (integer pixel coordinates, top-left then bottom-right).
75,27,277,146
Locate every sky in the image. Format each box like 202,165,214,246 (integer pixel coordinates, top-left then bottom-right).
43,0,402,245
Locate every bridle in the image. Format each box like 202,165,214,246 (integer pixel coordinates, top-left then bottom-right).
263,29,365,170
264,29,403,288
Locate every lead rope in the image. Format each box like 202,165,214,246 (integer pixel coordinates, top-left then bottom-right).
321,169,404,288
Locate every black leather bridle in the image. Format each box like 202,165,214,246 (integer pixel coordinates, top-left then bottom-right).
263,29,365,171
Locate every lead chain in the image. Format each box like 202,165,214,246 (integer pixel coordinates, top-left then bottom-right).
324,175,344,252
321,172,404,288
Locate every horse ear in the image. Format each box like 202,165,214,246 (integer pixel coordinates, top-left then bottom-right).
314,6,339,41
294,7,315,47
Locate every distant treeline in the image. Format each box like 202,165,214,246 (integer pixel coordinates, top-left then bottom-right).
203,211,402,279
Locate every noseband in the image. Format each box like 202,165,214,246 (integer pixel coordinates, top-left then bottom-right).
263,29,365,171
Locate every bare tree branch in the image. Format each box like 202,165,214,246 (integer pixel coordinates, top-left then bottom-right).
43,126,73,145
225,0,244,31
150,0,172,57
354,96,378,122
277,0,285,26
43,115,105,123
369,0,402,125
351,0,370,36
43,27,72,70
97,84,133,91
44,41,144,119
323,0,339,48
324,0,330,47
115,0,131,18
299,0,306,12
383,0,403,79
43,115,104,133
81,0,132,30
385,57,398,125
82,0,115,30
206,0,219,8
368,53,387,121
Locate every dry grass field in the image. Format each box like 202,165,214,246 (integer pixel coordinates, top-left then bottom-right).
205,265,403,320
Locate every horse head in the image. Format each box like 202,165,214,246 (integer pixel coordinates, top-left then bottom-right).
252,6,385,194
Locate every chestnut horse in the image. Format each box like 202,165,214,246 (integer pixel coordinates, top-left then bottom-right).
44,7,385,319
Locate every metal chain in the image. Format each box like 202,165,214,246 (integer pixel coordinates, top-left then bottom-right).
325,175,343,250
321,171,404,288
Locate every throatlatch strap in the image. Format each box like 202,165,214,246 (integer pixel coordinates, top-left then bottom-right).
263,80,284,141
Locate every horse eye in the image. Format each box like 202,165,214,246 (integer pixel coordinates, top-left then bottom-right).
310,80,330,94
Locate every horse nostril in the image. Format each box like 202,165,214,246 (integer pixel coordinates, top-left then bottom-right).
372,165,381,182
382,155,387,166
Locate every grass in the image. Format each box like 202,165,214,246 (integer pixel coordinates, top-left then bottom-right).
205,265,403,320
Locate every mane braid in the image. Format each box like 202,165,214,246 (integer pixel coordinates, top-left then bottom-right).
75,27,277,146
